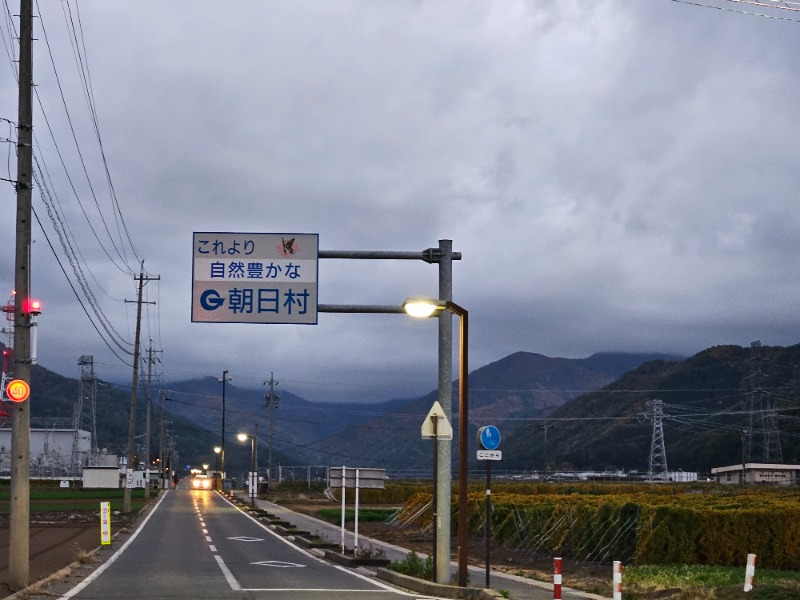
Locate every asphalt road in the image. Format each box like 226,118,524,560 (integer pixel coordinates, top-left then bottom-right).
20,488,608,600
43,489,435,600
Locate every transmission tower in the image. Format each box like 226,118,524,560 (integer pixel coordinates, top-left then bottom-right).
746,341,782,463
71,355,98,473
645,399,668,481
264,372,280,489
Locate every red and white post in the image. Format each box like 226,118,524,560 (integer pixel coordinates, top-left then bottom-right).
612,561,622,600
553,557,562,600
744,553,756,592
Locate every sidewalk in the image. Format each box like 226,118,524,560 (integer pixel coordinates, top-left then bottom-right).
231,491,610,600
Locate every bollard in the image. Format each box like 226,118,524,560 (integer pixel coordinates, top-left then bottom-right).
553,557,562,600
744,553,756,592
613,561,622,600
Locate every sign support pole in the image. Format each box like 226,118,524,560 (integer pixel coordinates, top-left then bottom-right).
340,466,346,553
485,459,492,588
354,469,360,555
431,415,438,571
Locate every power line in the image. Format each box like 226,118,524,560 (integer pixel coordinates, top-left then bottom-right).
667,0,800,21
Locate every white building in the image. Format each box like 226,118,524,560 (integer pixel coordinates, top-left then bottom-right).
0,427,90,475
711,463,800,485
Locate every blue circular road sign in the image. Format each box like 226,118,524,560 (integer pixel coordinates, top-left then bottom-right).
478,425,501,450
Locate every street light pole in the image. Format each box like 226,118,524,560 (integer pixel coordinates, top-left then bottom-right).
214,445,221,490
238,433,256,507
404,297,469,587
451,301,469,588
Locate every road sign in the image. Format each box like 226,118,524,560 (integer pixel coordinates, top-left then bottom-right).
477,450,502,461
421,401,453,439
192,232,319,324
329,467,386,490
100,501,111,545
6,379,30,402
478,425,501,450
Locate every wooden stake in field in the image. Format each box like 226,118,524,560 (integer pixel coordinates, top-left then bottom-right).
744,553,756,592
553,557,562,599
613,561,622,600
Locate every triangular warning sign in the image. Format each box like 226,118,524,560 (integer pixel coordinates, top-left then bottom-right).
421,401,453,440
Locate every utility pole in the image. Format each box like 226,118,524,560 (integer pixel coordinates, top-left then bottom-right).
9,0,33,589
264,372,279,490
143,344,161,499
159,390,166,489
123,262,158,513
220,370,230,483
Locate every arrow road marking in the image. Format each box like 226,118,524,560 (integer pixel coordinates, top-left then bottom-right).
227,536,264,542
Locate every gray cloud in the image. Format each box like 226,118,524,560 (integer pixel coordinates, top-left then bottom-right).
1,1,799,403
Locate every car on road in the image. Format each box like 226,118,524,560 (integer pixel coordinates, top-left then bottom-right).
192,473,211,490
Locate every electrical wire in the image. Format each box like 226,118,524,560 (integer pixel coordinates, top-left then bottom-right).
667,0,800,21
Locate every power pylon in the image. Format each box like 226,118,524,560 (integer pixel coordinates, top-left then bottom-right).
746,341,782,463
71,355,97,473
264,372,280,489
645,399,668,481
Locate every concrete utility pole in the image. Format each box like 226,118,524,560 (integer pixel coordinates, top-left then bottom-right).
220,370,231,482
123,263,158,513
143,344,161,499
264,372,279,489
159,390,166,489
9,0,33,589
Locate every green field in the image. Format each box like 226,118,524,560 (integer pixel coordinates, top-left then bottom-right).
0,487,152,514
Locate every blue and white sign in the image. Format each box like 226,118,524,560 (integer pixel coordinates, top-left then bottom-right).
192,232,319,324
477,450,502,461
478,425,501,450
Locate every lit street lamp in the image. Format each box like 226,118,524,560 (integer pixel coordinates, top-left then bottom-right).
237,432,257,507
213,446,222,490
403,297,469,587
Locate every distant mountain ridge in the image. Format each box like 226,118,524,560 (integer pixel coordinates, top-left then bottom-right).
290,351,679,469
501,343,800,473
3,343,694,474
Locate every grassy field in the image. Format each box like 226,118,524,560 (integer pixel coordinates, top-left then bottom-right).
614,564,800,599
273,481,800,599
0,487,151,514
317,507,398,523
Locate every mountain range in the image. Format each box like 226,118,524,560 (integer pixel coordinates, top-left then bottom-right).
9,343,799,477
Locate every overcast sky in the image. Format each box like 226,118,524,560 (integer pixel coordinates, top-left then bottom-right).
1,1,799,403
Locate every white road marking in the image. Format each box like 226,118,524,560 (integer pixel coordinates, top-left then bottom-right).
214,554,242,591
251,560,306,568
238,588,394,593
227,535,264,542
55,490,170,599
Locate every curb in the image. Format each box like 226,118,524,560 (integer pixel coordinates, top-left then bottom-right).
376,568,506,600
